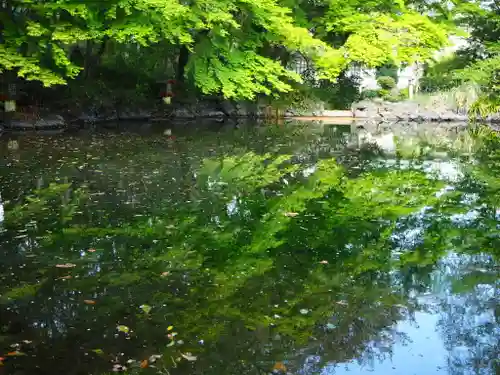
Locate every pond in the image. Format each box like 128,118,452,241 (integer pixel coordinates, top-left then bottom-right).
0,121,498,375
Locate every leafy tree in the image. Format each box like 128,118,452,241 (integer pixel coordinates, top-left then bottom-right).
0,0,454,100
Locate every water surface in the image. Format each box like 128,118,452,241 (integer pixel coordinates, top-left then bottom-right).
0,121,498,375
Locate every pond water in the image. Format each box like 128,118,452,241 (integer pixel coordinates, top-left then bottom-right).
0,121,498,375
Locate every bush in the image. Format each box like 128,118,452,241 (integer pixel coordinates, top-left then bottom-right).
361,89,379,99
398,88,409,100
377,76,397,90
376,63,399,83
385,95,401,102
377,88,391,99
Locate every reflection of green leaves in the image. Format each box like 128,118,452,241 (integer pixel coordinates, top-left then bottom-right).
0,282,42,303
117,325,130,334
451,271,498,294
1,127,499,375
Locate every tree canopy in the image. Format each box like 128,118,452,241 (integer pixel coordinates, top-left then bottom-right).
0,0,454,99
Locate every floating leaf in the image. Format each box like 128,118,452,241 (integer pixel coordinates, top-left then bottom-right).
140,304,152,314
284,212,299,217
161,272,170,277
112,364,127,372
319,260,328,264
167,340,175,347
149,355,162,363
273,362,287,372
117,325,130,334
92,349,104,355
180,352,197,361
84,299,96,305
167,325,174,331
57,275,72,280
326,323,336,330
87,248,96,252
6,351,26,356
140,359,148,368
55,263,76,268
299,308,309,315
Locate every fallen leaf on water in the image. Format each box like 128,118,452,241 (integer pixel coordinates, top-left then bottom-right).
140,359,149,368
326,323,336,330
92,349,104,355
112,364,127,372
84,300,96,305
55,263,76,268
180,352,197,361
140,304,152,314
284,212,299,217
87,248,96,253
272,362,287,372
58,275,72,280
117,325,130,334
149,355,162,363
319,260,328,264
6,351,25,357
299,308,310,315
167,325,174,331
22,340,32,344
166,340,175,347
161,272,170,277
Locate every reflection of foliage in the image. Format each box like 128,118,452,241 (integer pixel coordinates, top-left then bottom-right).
0,126,498,375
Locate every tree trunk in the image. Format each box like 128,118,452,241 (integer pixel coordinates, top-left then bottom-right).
177,45,190,82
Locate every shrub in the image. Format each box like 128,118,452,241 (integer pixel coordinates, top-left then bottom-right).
398,88,409,100
377,76,397,90
385,95,401,102
377,88,391,99
361,89,379,99
376,63,399,83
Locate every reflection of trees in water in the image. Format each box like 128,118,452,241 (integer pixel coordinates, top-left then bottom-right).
435,254,499,375
0,125,498,375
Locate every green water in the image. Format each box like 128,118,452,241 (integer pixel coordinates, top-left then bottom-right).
0,122,498,375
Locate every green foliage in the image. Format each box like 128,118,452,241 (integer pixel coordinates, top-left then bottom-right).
398,87,409,100
188,40,302,100
377,88,391,99
419,53,470,93
435,1,500,116
0,0,454,100
361,89,379,100
271,73,361,111
377,76,397,90
376,63,399,83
